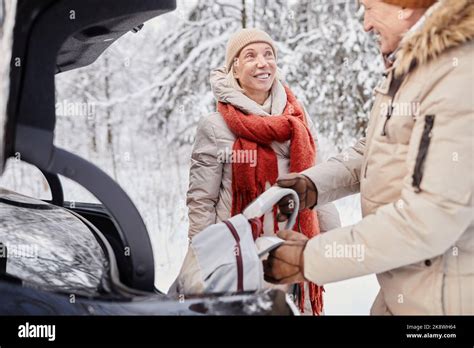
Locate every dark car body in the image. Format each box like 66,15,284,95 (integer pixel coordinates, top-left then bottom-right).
0,0,296,315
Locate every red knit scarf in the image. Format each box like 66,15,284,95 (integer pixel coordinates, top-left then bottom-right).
217,86,323,315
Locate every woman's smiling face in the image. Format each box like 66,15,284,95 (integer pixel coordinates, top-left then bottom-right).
233,42,277,104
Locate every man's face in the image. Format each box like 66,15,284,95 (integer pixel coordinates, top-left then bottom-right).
361,0,413,55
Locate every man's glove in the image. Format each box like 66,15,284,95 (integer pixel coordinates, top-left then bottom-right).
263,230,308,284
276,173,318,222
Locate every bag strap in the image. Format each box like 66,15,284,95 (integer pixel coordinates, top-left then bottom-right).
223,220,244,292
249,218,263,241
243,187,300,230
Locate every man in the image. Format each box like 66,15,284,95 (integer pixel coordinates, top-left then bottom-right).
264,0,473,315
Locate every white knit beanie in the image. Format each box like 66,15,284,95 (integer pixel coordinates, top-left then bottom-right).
225,28,277,73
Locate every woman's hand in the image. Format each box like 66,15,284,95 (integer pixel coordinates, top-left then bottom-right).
276,173,318,222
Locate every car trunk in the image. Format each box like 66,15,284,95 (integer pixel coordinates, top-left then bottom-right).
4,0,177,292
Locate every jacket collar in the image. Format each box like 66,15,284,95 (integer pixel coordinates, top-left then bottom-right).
394,0,474,77
375,65,397,95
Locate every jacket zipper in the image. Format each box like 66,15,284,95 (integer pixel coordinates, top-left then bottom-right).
381,103,394,137
363,96,385,178
412,115,435,193
381,72,405,138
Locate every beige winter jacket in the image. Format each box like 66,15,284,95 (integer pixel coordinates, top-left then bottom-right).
302,0,474,315
187,68,341,238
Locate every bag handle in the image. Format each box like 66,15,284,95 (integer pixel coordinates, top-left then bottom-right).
242,186,300,230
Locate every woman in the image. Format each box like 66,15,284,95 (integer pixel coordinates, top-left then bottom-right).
186,28,341,314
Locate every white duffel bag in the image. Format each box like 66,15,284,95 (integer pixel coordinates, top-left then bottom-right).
171,186,299,295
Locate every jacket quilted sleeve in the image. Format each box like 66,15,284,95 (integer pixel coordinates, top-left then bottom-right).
186,116,223,238
302,137,365,206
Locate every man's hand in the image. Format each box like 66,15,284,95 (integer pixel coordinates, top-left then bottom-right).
263,230,308,284
276,173,318,222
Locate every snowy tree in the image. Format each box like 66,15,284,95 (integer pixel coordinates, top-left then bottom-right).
139,0,382,149
280,0,382,148
140,0,246,146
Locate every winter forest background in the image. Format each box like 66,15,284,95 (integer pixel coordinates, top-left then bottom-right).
1,0,383,313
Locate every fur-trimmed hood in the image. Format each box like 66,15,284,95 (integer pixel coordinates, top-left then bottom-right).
395,0,474,76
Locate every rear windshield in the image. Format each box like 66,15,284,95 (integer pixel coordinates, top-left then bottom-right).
0,189,109,297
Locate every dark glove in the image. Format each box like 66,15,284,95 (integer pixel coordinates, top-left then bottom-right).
276,173,318,222
263,230,308,284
